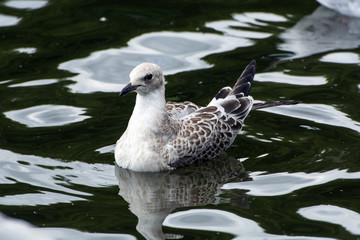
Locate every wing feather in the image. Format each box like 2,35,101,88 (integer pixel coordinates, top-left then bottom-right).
166,101,200,119
166,60,256,168
167,105,238,168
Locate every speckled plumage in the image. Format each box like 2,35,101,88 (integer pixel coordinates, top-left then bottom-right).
115,61,256,172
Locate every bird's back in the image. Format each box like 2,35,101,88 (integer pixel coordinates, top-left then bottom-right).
166,60,256,168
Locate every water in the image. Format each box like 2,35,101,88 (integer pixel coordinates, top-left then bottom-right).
1,0,360,239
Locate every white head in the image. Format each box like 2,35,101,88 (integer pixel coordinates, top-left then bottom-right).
120,62,165,97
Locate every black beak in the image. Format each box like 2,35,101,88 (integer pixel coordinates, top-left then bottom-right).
119,83,141,97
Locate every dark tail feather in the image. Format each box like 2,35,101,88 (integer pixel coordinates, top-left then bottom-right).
230,60,256,96
214,87,231,100
252,100,300,110
215,61,257,123
214,60,256,101
214,60,298,112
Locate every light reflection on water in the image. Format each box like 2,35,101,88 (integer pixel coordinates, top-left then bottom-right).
257,103,360,133
0,148,116,202
223,170,360,196
58,31,252,93
0,191,84,206
206,12,287,39
0,213,134,240
255,72,327,85
0,14,21,27
4,0,48,10
164,209,335,240
9,79,58,87
319,52,360,64
278,6,360,59
13,47,37,54
1,146,358,239
1,1,360,239
298,205,360,235
4,105,90,127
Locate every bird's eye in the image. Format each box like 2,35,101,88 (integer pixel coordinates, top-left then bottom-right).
144,73,153,81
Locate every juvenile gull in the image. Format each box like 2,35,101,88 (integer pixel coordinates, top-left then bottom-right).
115,60,296,172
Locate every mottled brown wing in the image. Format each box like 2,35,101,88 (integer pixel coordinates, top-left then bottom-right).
167,61,256,168
166,101,200,120
167,105,237,168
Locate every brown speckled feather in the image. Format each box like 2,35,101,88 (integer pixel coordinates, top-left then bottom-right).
166,101,200,119
166,61,256,168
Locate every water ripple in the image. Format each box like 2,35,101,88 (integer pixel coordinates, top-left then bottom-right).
4,0,48,10
206,12,287,39
164,209,335,240
0,14,21,27
0,212,135,240
4,105,90,127
278,6,360,59
256,72,327,85
0,149,117,205
115,160,249,240
298,205,360,235
0,191,84,206
319,52,360,64
223,170,360,196
257,103,360,133
9,79,58,88
59,31,252,93
13,47,37,54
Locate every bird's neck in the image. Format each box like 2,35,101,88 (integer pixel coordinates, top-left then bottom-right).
128,88,169,133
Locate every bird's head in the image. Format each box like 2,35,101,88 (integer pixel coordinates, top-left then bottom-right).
120,62,165,97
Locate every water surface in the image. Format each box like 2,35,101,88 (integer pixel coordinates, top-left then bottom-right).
0,0,359,239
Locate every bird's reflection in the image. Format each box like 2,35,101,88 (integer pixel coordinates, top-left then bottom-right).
278,6,360,60
115,157,251,240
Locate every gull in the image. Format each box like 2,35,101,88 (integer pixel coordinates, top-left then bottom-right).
115,60,297,172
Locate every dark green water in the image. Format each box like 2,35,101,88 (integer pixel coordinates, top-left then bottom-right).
1,0,360,239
